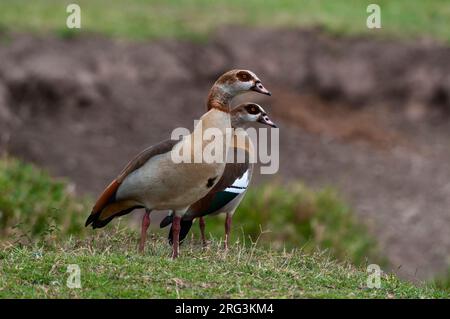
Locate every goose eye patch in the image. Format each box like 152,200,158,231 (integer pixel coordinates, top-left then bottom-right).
245,105,260,114
236,71,251,82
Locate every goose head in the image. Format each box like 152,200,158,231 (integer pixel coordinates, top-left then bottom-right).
231,103,277,128
216,69,271,96
207,70,271,111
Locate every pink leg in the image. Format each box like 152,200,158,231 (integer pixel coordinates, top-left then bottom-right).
224,213,232,250
172,215,181,259
199,217,207,247
138,209,151,253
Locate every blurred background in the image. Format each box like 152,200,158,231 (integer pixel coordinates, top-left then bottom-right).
0,0,450,286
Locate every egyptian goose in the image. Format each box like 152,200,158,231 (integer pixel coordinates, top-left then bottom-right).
85,70,271,258
160,103,277,249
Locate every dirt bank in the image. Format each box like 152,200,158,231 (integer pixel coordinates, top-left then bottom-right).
1,27,450,280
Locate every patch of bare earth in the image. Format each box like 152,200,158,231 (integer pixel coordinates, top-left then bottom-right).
1,28,450,280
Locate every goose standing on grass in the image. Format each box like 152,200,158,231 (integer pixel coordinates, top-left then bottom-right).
160,103,277,250
85,70,271,258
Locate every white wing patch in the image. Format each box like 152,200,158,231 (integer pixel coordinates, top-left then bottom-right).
224,170,250,194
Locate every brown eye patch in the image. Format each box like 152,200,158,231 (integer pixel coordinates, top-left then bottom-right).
245,104,260,115
236,71,252,82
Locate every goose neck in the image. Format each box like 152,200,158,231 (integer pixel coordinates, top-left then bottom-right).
206,85,233,112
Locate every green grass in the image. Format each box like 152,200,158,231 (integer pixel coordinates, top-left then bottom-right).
0,157,89,239
433,267,450,293
1,0,450,42
0,157,447,298
0,229,447,298
0,157,379,266
186,184,380,266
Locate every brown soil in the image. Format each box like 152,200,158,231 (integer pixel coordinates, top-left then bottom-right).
1,27,450,280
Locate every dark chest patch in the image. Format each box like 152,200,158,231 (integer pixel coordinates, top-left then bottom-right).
206,176,218,188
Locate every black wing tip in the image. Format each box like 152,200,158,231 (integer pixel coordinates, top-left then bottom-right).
160,215,173,228
168,220,193,245
85,215,107,229
84,211,107,229
85,206,142,230
85,212,96,227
